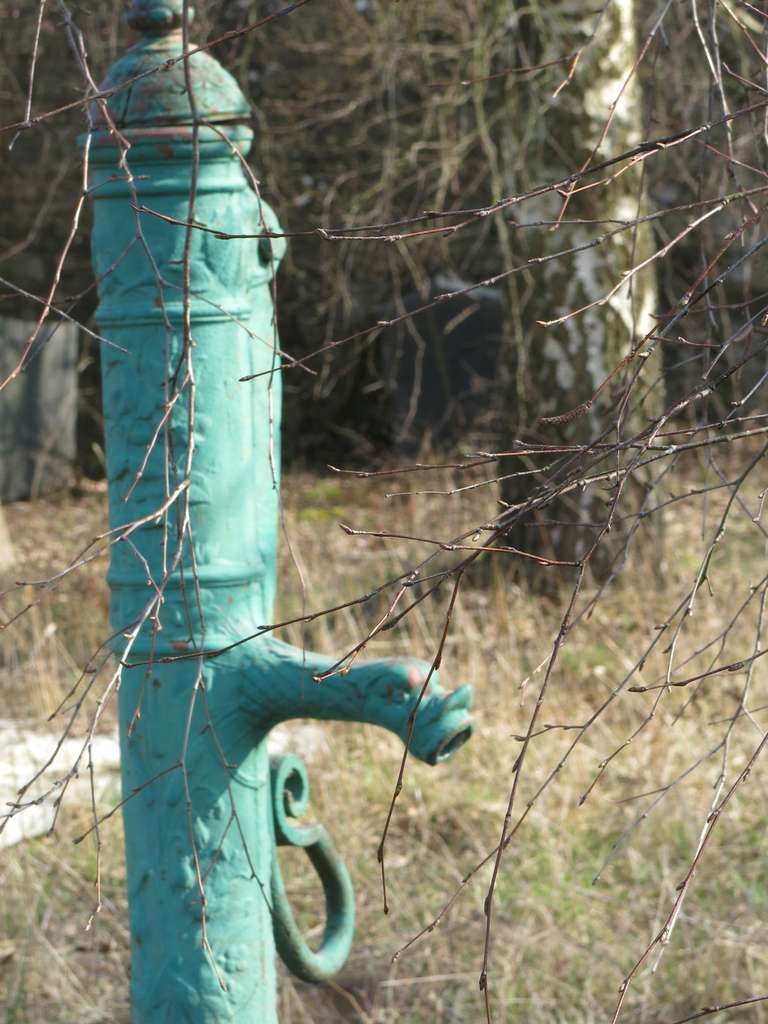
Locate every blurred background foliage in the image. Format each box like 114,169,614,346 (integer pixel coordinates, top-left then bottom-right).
0,0,765,469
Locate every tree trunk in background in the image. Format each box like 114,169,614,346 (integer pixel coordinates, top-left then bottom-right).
499,0,660,572
0,318,78,501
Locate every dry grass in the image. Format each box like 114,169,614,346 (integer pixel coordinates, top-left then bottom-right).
2,458,768,1023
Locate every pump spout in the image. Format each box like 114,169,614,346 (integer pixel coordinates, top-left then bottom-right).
243,638,475,765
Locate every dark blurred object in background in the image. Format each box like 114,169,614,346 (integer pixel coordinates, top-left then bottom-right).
378,275,505,454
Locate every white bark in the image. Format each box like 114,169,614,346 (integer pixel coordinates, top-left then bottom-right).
501,0,660,566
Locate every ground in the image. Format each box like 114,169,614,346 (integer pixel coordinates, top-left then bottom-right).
1,458,767,1023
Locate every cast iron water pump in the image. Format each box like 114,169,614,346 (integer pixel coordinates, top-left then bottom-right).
86,2,474,1019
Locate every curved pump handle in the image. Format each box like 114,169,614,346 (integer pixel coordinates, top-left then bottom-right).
269,754,355,982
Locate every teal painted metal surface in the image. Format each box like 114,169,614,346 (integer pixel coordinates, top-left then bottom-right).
86,2,474,1020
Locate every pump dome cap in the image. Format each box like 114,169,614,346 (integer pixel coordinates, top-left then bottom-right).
95,0,250,129
127,0,191,33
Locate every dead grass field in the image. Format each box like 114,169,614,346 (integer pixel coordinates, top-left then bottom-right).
1,455,768,1023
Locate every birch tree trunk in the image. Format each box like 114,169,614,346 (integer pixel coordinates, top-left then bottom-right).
0,505,13,574
499,0,660,572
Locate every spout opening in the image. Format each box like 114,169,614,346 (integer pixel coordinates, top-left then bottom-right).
430,724,473,764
